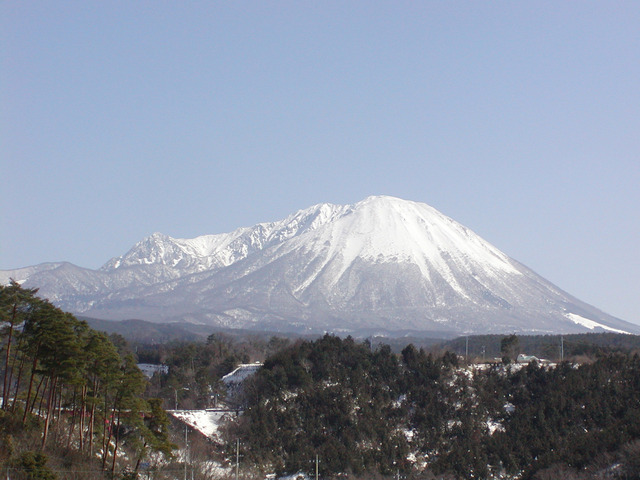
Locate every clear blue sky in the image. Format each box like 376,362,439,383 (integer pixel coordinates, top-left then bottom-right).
2,2,639,324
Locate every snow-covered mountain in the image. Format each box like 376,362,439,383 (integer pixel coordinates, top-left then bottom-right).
3,196,637,336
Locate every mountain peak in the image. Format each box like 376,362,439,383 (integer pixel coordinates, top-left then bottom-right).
6,196,637,336
358,194,411,204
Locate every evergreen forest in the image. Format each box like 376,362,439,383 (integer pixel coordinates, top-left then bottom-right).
4,281,640,479
0,282,174,479
227,335,640,480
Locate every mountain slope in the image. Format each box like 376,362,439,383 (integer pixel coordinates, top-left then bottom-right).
3,196,637,336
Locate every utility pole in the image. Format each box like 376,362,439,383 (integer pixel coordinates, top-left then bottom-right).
561,335,564,362
235,438,240,480
184,424,189,480
465,336,469,360
315,454,319,480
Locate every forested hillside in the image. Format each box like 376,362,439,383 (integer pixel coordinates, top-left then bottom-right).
5,281,640,479
0,282,174,479
226,335,640,479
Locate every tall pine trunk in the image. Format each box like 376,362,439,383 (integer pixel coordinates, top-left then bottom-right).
89,379,98,457
33,376,47,417
10,351,26,412
22,353,39,423
134,440,148,477
41,376,58,449
110,409,122,476
1,304,17,410
102,394,118,470
55,383,63,423
88,377,99,456
79,384,87,452
67,387,78,449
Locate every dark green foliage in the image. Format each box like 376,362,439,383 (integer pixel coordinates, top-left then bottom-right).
232,335,409,476
10,451,57,480
0,282,175,478
500,334,520,364
490,355,640,478
227,335,640,479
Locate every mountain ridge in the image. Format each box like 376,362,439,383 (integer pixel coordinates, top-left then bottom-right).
2,196,637,336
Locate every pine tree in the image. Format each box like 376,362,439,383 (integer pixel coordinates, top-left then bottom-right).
0,281,40,411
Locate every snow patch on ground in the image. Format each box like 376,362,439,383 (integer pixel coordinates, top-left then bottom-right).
222,363,263,397
486,419,505,435
170,409,230,439
222,363,263,385
278,473,311,480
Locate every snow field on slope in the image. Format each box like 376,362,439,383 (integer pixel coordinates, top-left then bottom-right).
283,196,521,298
565,312,631,335
105,196,521,303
